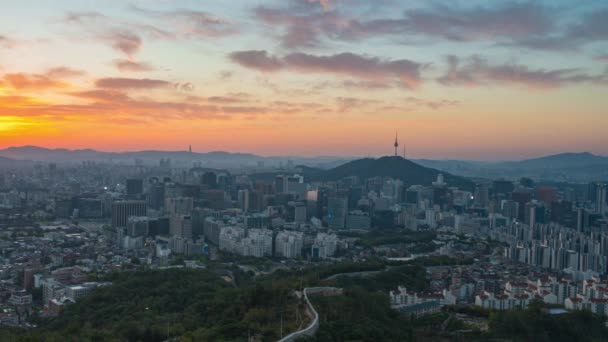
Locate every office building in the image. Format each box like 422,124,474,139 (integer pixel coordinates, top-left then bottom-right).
111,200,147,228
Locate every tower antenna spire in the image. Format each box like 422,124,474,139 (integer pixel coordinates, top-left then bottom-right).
393,131,399,157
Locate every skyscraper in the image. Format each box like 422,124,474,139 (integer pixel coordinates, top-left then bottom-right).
111,200,147,228
165,197,193,216
170,215,193,240
126,179,143,197
327,197,348,229
597,183,607,216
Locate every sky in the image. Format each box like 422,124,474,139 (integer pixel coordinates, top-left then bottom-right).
0,0,607,160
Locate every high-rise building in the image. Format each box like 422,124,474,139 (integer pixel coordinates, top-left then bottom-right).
238,189,250,212
170,215,192,239
311,233,338,259
493,180,515,197
474,184,489,208
536,186,557,205
426,208,436,227
202,190,225,210
275,231,303,258
512,190,532,221
148,183,165,210
294,205,307,224
202,172,217,188
346,210,371,229
525,202,537,227
596,184,607,216
126,179,144,196
588,182,599,203
111,200,147,228
165,197,193,216
327,197,348,229
203,217,225,245
127,216,149,237
501,200,519,221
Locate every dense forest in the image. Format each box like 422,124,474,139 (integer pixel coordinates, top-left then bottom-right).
1,267,302,341
2,260,608,341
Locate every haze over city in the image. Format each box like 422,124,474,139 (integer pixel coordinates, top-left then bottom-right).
1,0,607,159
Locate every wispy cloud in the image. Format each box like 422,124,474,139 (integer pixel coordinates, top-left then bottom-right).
0,34,16,48
403,97,460,110
105,30,142,57
438,55,608,89
129,5,237,38
62,8,235,59
595,54,608,63
229,50,283,72
506,7,608,51
254,2,555,48
0,66,84,91
230,50,424,89
45,67,85,78
113,59,154,72
95,77,171,89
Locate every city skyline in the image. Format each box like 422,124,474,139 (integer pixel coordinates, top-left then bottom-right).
1,0,608,160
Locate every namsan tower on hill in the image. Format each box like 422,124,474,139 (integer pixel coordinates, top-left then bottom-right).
393,132,399,157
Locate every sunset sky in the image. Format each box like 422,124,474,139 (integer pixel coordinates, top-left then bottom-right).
1,0,607,160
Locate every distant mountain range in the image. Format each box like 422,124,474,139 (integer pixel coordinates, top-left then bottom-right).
414,152,608,182
0,155,34,169
0,146,605,182
0,146,354,170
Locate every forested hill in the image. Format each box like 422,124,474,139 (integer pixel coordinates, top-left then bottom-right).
299,156,474,190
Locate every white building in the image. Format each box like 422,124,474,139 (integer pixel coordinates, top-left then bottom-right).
391,286,456,307
275,231,304,258
311,233,338,259
218,227,273,257
475,291,531,310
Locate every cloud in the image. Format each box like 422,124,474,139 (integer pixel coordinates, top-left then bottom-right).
64,11,105,24
254,5,339,48
568,8,608,42
219,70,233,80
340,80,389,90
230,50,423,88
167,10,236,38
437,55,608,89
0,66,87,90
229,50,283,72
254,2,554,49
130,6,236,38
63,12,144,57
63,8,234,60
95,77,171,89
113,59,154,72
595,54,608,63
0,34,16,48
308,0,331,11
105,30,142,57
2,73,66,90
71,89,132,102
45,67,85,78
207,95,249,104
174,82,194,92
507,7,608,51
403,97,459,109
396,2,553,42
335,97,378,112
